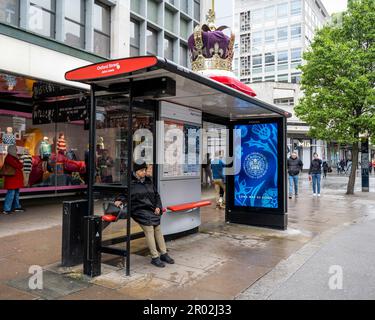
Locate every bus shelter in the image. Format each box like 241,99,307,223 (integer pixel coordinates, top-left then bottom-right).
65,56,291,276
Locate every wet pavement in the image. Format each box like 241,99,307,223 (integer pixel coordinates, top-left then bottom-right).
0,173,374,300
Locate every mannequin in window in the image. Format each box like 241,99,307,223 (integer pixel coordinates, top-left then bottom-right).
96,136,105,152
57,132,67,155
97,149,114,183
40,137,52,172
21,148,32,187
3,127,16,145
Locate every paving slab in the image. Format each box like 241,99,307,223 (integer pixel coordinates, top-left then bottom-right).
7,270,92,300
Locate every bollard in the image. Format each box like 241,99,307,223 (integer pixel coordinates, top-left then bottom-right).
83,216,102,277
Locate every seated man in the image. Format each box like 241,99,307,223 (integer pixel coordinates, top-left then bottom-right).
115,160,174,268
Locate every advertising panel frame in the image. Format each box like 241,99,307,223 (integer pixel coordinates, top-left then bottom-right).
226,117,288,230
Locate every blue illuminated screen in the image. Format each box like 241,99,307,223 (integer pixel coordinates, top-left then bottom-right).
234,123,279,209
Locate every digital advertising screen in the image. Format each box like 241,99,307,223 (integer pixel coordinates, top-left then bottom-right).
234,122,279,209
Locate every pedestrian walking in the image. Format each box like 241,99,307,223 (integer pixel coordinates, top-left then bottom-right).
211,151,226,209
322,160,329,179
309,153,323,197
339,159,346,175
204,153,213,187
287,152,303,199
1,145,25,214
114,160,174,268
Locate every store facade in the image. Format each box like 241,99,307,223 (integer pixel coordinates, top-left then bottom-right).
0,71,90,195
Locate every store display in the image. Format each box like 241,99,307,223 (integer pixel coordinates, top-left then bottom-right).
66,149,78,161
40,137,52,160
97,136,105,150
97,150,114,183
2,127,16,145
57,132,67,154
21,148,33,187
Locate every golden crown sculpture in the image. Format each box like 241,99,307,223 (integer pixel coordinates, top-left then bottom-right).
188,7,235,73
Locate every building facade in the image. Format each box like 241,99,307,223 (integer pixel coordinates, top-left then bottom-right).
0,0,209,196
233,0,330,167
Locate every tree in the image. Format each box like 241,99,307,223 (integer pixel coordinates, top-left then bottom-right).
295,0,375,194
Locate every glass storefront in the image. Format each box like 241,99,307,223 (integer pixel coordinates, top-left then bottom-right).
0,71,88,195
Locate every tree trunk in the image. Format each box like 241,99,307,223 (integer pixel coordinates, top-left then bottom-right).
346,142,359,195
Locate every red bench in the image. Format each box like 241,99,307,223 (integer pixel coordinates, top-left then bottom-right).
167,200,212,213
101,201,211,223
101,208,168,223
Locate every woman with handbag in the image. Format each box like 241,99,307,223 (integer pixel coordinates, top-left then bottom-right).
114,160,174,268
2,145,25,214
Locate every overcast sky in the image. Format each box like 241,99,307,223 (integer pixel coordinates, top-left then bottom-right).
319,0,348,14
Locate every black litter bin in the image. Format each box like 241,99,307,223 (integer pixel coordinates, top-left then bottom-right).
61,199,88,267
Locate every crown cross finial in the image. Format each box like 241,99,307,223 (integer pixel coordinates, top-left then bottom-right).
206,0,216,30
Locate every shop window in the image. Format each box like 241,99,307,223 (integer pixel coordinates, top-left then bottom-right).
93,1,111,57
64,0,85,49
265,76,275,82
28,0,56,38
0,0,19,26
0,72,89,193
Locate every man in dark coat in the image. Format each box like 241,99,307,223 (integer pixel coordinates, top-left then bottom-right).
287,152,303,199
309,153,323,197
115,160,174,268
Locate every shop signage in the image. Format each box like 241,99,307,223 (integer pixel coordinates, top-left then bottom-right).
32,98,89,125
32,82,79,100
65,56,159,82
